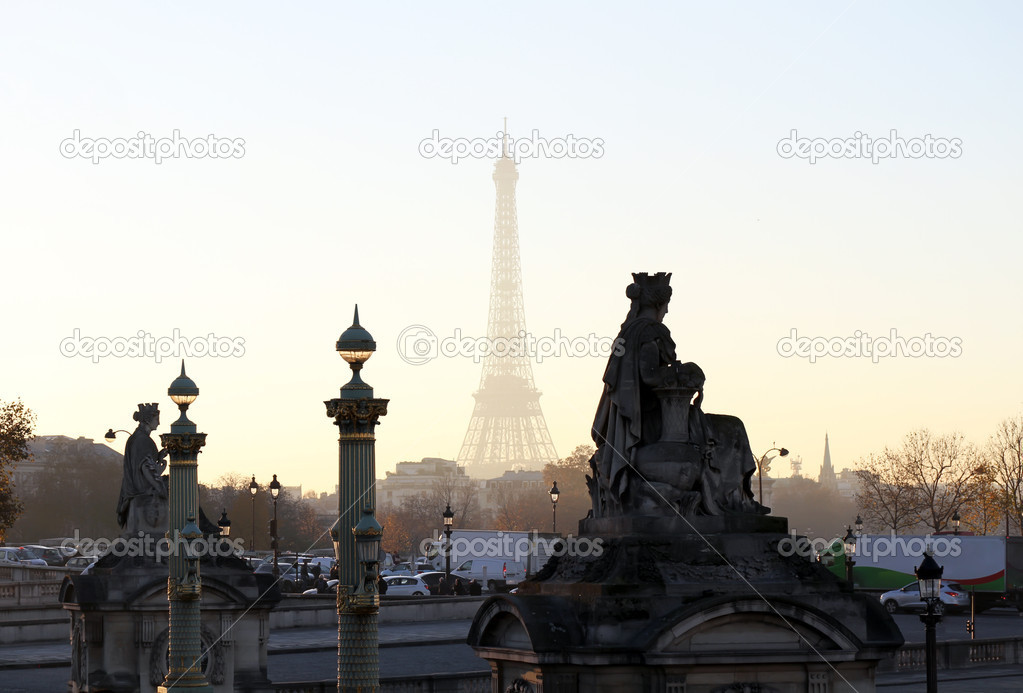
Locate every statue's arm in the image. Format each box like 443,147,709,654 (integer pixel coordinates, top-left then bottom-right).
638,340,675,387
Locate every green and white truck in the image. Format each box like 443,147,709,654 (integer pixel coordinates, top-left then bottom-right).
825,534,1023,611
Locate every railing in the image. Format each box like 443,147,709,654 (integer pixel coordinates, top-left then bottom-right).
879,636,1023,673
0,580,64,606
0,565,76,582
273,672,490,693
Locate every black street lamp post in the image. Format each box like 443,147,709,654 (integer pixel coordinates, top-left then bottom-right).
549,481,560,534
269,474,281,578
843,525,857,586
952,510,961,535
756,445,789,505
443,504,454,586
217,510,231,538
249,476,259,552
916,551,944,693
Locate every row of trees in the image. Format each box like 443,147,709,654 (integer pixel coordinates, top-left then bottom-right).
198,474,328,554
855,419,1023,535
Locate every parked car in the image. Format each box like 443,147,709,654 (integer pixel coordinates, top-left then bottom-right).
383,575,430,596
22,545,69,566
879,581,970,615
0,547,48,566
301,579,339,596
65,555,99,570
253,560,302,592
417,571,471,595
381,562,432,577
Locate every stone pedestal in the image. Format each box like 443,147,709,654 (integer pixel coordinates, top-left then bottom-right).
468,516,903,693
61,550,280,693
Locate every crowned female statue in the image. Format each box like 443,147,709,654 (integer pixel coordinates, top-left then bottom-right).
116,403,170,535
588,273,764,518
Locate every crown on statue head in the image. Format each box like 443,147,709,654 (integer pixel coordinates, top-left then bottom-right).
631,272,672,288
133,403,160,422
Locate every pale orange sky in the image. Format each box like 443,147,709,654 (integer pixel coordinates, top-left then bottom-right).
2,3,1021,495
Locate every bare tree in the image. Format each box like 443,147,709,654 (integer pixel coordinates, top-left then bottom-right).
987,416,1023,534
430,472,480,528
492,486,549,532
855,450,921,533
901,429,985,533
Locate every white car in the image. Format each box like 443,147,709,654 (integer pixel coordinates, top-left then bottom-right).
879,581,970,615
0,547,48,566
383,575,430,596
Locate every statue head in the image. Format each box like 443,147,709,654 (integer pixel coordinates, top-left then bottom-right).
133,403,160,431
627,272,673,320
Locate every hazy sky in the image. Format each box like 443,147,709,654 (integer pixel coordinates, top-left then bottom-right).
2,2,1021,496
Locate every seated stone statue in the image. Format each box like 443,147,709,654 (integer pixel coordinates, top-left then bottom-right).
588,272,765,518
116,403,170,536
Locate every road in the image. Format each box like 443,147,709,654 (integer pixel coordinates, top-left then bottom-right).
2,610,1022,692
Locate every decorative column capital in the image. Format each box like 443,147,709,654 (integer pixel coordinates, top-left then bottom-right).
160,432,208,459
325,398,389,439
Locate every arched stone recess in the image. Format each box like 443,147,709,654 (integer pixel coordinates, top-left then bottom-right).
649,596,862,663
472,598,535,651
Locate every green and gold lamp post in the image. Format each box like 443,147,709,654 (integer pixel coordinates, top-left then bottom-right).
158,361,213,693
326,306,388,692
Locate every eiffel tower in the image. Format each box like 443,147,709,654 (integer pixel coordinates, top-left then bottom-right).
457,124,559,479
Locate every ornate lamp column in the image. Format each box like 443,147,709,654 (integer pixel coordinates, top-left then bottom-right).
443,504,454,585
158,361,213,693
916,551,944,693
325,306,388,692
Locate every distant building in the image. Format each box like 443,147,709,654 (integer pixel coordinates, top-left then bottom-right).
13,435,122,493
835,468,861,502
479,469,545,512
377,457,466,510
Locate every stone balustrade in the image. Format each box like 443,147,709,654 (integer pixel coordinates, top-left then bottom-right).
877,636,1023,672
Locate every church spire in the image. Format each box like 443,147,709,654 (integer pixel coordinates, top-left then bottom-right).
820,433,837,490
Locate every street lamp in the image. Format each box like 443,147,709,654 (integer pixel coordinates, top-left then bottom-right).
326,305,388,693
756,445,789,506
443,504,454,586
855,514,864,536
549,481,560,534
352,508,383,612
217,510,231,537
103,428,130,443
248,475,259,552
916,551,944,693
158,361,212,693
269,474,281,578
843,525,857,586
952,510,961,535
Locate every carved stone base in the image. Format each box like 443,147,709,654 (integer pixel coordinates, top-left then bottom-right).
469,519,902,693
61,553,280,693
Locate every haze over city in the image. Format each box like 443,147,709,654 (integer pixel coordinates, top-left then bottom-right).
2,2,1021,493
